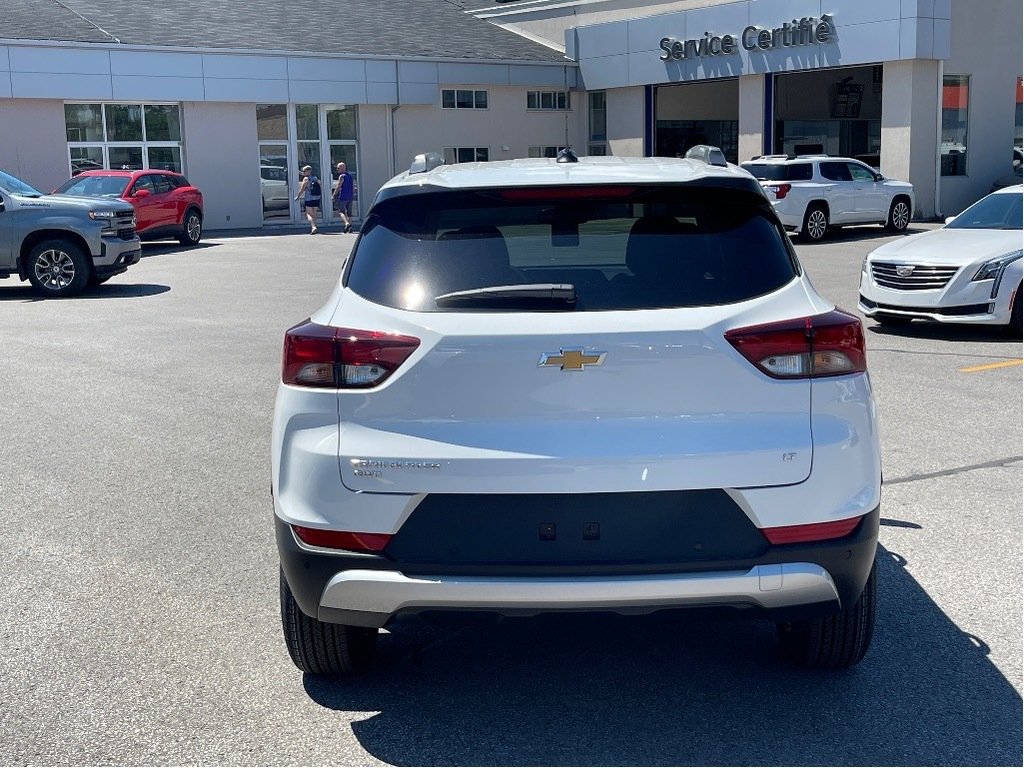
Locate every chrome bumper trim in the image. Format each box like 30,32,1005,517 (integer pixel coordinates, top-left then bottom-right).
318,563,840,626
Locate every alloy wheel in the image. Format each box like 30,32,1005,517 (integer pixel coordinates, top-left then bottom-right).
892,201,910,230
187,214,202,242
34,249,76,291
807,210,828,240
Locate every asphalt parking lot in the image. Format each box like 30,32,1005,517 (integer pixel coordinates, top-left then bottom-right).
0,225,1021,766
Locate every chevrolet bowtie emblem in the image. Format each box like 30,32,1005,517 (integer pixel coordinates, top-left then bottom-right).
538,348,607,371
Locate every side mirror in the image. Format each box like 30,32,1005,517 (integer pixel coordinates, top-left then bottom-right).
944,216,956,225
874,173,884,182
133,188,151,199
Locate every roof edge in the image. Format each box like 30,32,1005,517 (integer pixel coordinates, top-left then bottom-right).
0,36,575,66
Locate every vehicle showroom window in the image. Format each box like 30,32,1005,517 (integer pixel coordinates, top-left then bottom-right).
941,75,969,176
444,147,489,164
441,89,488,109
64,103,184,176
527,90,570,110
528,146,567,158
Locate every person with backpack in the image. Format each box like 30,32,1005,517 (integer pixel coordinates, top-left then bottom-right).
295,165,322,234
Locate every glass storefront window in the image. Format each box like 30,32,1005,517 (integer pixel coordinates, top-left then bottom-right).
65,103,185,177
256,104,288,140
147,146,182,173
69,146,104,175
296,105,319,140
588,91,607,142
327,106,357,140
108,146,144,170
941,75,969,176
65,104,104,142
144,105,181,142
105,104,143,141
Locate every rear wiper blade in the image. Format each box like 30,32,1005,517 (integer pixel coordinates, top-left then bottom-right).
434,283,576,307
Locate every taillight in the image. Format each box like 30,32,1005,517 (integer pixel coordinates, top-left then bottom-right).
767,183,792,200
761,515,863,544
282,320,420,389
725,309,866,379
292,525,391,553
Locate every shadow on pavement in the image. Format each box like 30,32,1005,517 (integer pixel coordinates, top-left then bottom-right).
141,241,219,258
794,226,932,246
0,283,170,301
302,546,1021,766
867,321,1020,344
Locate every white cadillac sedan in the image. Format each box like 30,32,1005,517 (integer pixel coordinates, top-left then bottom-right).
859,185,1023,332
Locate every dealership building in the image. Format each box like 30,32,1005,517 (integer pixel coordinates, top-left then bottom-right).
1,0,1020,231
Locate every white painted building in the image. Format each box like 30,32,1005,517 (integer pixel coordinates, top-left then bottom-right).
0,0,1020,230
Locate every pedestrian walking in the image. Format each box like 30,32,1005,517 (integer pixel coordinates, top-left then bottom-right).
333,162,356,233
295,165,321,234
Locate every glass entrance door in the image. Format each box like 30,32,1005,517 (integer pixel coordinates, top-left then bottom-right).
256,104,359,227
259,142,292,223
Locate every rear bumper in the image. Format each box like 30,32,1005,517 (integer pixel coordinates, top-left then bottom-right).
318,563,840,627
276,506,878,628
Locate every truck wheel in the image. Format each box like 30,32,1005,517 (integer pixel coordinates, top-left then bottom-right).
800,204,829,242
279,569,377,675
886,197,911,232
26,239,91,297
777,563,876,669
178,208,202,246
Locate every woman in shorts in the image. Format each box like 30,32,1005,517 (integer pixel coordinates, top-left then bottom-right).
294,165,321,234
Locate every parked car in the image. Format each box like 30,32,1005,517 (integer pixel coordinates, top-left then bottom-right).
741,155,915,242
859,185,1023,332
260,165,290,213
990,147,1023,192
0,168,140,297
273,148,882,676
54,169,203,246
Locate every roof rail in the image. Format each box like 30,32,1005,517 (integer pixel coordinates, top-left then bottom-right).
795,153,830,159
409,152,445,174
684,145,728,167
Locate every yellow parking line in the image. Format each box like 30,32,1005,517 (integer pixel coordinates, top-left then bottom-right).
959,359,1024,373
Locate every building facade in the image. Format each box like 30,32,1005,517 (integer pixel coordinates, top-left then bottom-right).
0,0,1020,229
479,0,1023,217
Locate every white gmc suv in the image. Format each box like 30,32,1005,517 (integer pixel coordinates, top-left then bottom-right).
741,155,915,242
272,147,882,676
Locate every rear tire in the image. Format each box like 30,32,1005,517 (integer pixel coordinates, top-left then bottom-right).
800,204,829,242
26,239,91,297
777,564,876,669
178,208,202,246
279,569,377,675
886,197,912,232
875,313,912,327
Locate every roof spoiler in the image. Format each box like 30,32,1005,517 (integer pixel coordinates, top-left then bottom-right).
685,145,728,167
409,152,445,174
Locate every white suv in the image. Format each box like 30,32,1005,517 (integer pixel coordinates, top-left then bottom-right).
273,148,882,676
741,155,915,242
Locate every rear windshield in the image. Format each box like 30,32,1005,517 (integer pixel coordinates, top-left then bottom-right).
346,185,799,312
742,163,812,182
55,175,128,198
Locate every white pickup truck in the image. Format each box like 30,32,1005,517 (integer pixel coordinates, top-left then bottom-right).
741,155,915,242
